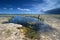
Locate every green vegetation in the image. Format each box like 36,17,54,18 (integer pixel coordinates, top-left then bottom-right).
8,16,14,21
17,26,37,40
33,16,44,22
0,14,44,22
39,17,44,21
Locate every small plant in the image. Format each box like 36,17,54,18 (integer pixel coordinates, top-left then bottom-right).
7,16,15,22
30,15,44,22
39,17,44,21
17,26,37,40
8,16,14,21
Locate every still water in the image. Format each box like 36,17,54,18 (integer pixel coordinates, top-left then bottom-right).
9,16,53,32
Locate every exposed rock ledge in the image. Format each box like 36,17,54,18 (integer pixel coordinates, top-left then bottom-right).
0,23,26,40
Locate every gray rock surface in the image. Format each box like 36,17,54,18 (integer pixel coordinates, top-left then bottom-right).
0,15,60,40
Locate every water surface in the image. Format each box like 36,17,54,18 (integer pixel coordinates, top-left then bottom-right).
9,16,54,32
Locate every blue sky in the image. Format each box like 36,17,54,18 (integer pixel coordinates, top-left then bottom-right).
0,0,60,14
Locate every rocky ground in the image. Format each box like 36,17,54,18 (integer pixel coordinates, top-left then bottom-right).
40,15,60,40
0,15,60,40
0,17,26,40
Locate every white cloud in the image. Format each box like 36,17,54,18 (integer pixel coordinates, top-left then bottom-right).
17,8,22,10
32,0,60,13
3,8,13,10
17,8,31,11
23,9,31,11
9,8,13,10
3,8,7,9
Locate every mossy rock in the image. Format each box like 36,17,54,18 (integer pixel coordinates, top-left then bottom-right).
17,27,37,40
